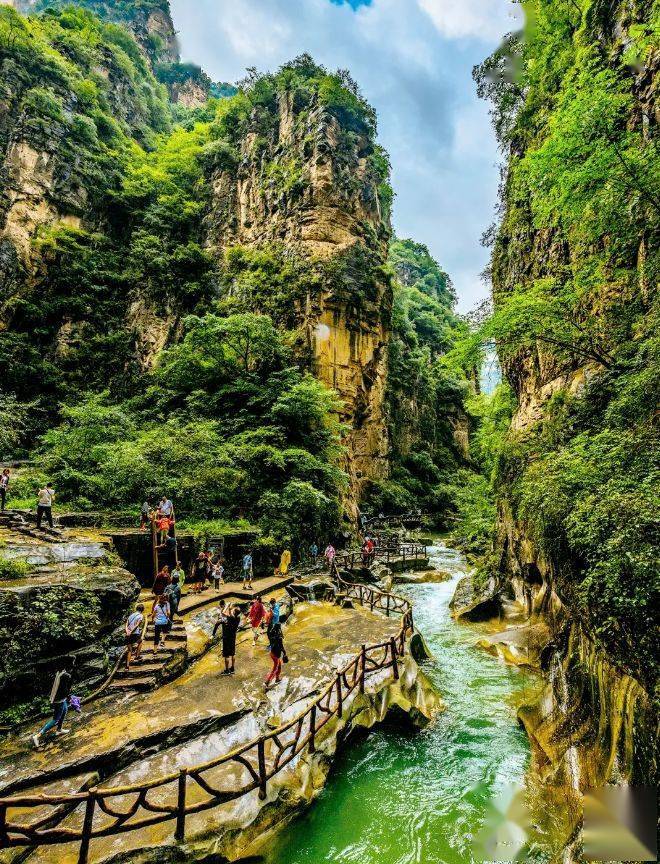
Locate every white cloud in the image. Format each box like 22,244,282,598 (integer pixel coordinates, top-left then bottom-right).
417,0,519,41
170,0,511,312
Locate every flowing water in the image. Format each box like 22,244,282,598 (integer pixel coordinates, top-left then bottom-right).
267,540,546,864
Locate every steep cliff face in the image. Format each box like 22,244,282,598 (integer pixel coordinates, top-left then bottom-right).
481,0,658,790
11,0,179,62
205,81,393,509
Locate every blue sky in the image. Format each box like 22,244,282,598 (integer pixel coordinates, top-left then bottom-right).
170,0,520,312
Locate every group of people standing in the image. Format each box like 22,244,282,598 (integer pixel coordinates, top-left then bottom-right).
213,595,287,688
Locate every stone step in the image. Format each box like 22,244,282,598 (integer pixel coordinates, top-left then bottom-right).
121,664,163,678
108,676,156,692
139,646,176,657
144,629,186,642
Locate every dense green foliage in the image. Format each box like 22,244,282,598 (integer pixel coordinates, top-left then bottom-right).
477,0,659,686
366,239,472,522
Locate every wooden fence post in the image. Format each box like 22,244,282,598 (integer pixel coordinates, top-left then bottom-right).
175,769,187,841
257,739,267,800
385,594,390,617
78,791,97,864
309,705,316,754
336,673,343,718
369,591,374,612
390,637,399,680
359,645,366,694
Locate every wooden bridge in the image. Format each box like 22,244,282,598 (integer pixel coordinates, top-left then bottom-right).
0,575,414,863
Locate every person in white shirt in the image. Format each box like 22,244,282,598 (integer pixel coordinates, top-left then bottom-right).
36,484,55,529
158,496,173,517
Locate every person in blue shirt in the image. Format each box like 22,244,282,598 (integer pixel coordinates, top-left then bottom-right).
309,542,318,565
242,551,253,589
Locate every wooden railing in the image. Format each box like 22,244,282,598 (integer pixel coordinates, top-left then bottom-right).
362,512,428,531
0,578,413,863
335,542,427,572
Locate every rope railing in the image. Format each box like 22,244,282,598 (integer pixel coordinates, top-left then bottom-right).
0,573,414,863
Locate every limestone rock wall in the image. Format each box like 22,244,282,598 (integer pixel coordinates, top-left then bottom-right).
206,90,393,510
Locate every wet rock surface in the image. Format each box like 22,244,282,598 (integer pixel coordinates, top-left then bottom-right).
0,601,437,864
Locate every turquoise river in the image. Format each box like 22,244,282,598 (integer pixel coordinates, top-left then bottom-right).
266,540,549,864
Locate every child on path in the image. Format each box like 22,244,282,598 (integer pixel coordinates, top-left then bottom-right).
248,595,266,644
212,599,226,638
32,657,75,748
264,625,286,689
125,605,145,669
212,561,225,590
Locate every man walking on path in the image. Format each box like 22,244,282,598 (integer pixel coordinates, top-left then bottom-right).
248,595,266,644
125,605,145,669
220,606,242,675
242,550,253,590
164,574,182,621
309,542,318,565
36,483,55,529
0,468,10,511
32,657,75,748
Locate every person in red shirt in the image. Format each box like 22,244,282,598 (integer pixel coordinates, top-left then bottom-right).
248,595,266,644
152,565,171,597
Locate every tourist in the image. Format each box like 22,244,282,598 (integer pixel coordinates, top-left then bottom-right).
279,548,291,576
164,574,182,620
0,468,10,512
248,595,266,644
212,560,225,590
324,543,336,570
264,624,286,690
212,599,226,637
36,483,55,529
165,529,178,567
220,606,242,675
151,594,171,649
264,597,281,647
139,499,151,531
156,514,170,546
152,564,170,597
158,496,173,518
191,552,208,593
32,657,75,748
268,597,281,627
171,562,185,587
125,604,145,669
309,541,318,565
242,550,253,589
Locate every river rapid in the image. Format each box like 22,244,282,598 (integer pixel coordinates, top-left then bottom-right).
266,540,548,864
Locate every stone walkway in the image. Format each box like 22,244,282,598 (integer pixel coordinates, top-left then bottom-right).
0,602,400,798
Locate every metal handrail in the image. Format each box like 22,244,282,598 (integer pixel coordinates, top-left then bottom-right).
0,573,414,862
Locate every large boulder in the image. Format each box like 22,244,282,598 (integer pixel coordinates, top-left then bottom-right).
450,573,501,621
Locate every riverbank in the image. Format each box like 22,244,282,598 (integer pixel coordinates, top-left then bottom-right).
267,541,546,863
